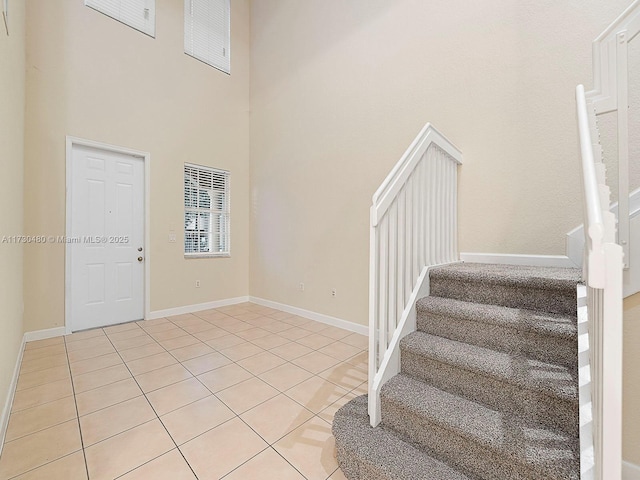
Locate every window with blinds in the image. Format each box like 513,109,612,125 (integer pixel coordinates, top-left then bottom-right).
184,0,230,74
184,164,230,257
85,0,156,37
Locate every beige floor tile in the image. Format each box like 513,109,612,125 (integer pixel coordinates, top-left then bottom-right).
69,353,122,376
352,381,368,396
160,395,234,445
317,391,358,424
106,327,148,342
5,396,77,442
245,315,279,326
72,364,131,394
345,351,368,369
259,363,314,392
180,322,217,334
80,396,157,446
65,329,105,343
118,342,165,362
24,337,64,351
169,342,215,362
112,334,156,351
141,322,177,334
318,326,352,341
118,449,196,480
237,351,286,376
0,420,82,479
241,394,314,444
126,352,177,376
291,351,341,374
233,312,262,322
192,327,228,342
65,335,112,352
285,376,349,413
300,321,330,333
281,315,313,327
318,362,368,391
67,344,116,363
250,333,290,350
274,417,337,480
296,333,335,350
235,327,271,341
205,334,245,350
224,447,305,480
21,343,67,362
278,327,314,341
159,334,200,351
167,313,201,324
270,342,314,361
196,311,230,322
103,322,141,335
216,377,279,414
11,378,73,413
150,328,189,341
181,352,232,376
219,342,264,362
218,320,253,334
318,342,363,362
179,417,267,480
84,419,174,480
262,321,295,334
16,365,70,391
135,363,193,393
196,363,253,393
267,311,296,321
12,451,87,480
75,378,142,416
20,353,68,375
340,333,368,349
146,378,211,416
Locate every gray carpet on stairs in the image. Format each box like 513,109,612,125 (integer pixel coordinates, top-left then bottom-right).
333,262,582,480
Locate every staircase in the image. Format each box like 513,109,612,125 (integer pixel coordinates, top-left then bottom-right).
333,262,583,480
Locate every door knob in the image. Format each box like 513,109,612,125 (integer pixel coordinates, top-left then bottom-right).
138,256,143,262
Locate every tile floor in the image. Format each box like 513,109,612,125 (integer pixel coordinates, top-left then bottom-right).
0,303,368,479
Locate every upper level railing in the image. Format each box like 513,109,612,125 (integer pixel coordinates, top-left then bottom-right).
576,84,623,480
368,123,462,426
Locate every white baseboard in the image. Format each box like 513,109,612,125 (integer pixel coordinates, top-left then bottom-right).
460,252,579,268
624,461,640,480
249,296,368,336
24,327,66,343
147,296,250,320
0,335,26,458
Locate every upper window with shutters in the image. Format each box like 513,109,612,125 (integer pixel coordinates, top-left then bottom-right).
184,0,231,74
85,0,156,37
184,164,230,258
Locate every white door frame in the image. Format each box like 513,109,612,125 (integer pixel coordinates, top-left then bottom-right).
65,136,151,334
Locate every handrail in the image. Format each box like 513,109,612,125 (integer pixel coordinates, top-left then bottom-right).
368,123,461,426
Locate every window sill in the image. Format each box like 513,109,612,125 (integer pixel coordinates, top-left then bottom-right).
184,253,231,259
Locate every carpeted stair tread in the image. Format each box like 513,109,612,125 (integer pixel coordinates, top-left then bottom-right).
400,331,577,402
380,374,579,480
429,263,582,291
333,395,472,480
416,296,577,339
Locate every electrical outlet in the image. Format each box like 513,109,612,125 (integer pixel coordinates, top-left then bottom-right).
331,288,337,297
195,280,201,288
299,283,305,292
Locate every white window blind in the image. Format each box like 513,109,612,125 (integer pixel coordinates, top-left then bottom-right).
184,164,230,257
85,0,156,37
184,0,230,74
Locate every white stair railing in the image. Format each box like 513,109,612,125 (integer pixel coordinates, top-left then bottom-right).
576,84,624,480
368,123,462,427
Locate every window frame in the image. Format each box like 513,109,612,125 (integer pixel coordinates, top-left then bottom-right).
84,0,156,38
184,163,231,258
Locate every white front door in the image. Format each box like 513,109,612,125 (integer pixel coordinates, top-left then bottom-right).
69,144,145,331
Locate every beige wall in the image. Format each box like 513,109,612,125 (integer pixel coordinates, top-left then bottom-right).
624,292,640,465
24,0,251,332
249,0,631,325
0,0,25,415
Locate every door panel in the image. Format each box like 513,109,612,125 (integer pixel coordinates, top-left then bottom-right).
70,144,144,331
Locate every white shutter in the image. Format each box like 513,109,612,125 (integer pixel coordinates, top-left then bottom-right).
85,0,156,38
184,0,230,74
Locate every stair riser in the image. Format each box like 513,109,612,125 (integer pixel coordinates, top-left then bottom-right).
429,280,577,316
381,398,579,480
417,313,577,368
401,351,578,436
